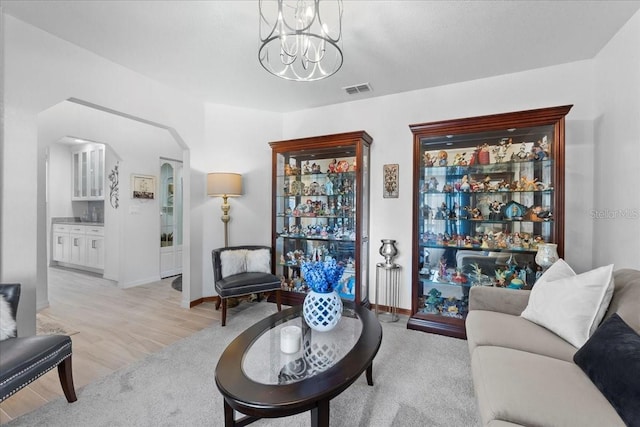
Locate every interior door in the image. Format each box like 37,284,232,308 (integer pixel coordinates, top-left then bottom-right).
159,159,183,278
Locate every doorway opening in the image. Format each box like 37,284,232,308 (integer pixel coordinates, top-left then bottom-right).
37,98,192,311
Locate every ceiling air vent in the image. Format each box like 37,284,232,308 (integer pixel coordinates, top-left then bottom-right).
343,83,372,95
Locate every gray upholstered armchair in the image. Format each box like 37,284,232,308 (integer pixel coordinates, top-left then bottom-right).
0,283,77,403
212,246,282,326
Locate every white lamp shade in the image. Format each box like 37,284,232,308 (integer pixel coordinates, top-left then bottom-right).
207,173,243,197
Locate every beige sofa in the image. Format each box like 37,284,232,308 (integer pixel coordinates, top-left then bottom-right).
466,268,640,426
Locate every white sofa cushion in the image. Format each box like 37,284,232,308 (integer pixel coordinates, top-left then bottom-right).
521,261,614,348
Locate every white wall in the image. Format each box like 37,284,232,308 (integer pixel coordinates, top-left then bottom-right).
282,61,598,310
201,104,283,295
48,143,74,218
593,9,640,269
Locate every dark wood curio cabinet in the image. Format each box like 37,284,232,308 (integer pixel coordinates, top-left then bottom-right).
408,106,572,338
269,131,372,307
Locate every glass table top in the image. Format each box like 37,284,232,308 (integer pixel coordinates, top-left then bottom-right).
242,308,363,385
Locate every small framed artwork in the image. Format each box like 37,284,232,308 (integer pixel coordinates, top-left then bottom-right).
383,164,399,198
131,174,156,199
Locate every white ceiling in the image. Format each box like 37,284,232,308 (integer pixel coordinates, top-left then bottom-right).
3,1,639,113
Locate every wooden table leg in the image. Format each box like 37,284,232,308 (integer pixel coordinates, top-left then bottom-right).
224,399,235,427
311,399,330,427
366,363,374,386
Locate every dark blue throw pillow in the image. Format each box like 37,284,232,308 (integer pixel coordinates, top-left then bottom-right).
574,313,640,427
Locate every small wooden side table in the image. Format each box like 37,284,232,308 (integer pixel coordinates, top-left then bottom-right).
375,263,401,322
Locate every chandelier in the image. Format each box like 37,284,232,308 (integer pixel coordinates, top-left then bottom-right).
259,0,343,81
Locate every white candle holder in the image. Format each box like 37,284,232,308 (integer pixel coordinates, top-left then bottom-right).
280,325,302,354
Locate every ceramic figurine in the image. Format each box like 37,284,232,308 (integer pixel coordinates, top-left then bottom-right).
495,269,507,287
423,152,435,167
469,207,483,220
480,175,492,192
437,150,448,166
303,161,312,174
327,159,337,173
539,136,550,153
530,143,546,161
324,178,334,196
438,257,447,280
511,142,529,162
452,270,467,284
336,160,349,172
492,138,512,163
427,176,439,192
459,175,471,192
489,201,504,220
519,176,538,191
507,278,524,289
435,202,448,219
452,152,467,166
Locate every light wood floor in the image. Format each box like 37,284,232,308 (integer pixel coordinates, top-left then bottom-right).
0,268,219,424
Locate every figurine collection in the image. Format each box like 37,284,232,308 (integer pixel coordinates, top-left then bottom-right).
415,135,557,319
423,136,551,167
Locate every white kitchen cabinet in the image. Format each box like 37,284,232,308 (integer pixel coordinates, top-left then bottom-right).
85,226,105,269
72,144,105,201
52,224,71,263
52,223,104,272
69,225,86,266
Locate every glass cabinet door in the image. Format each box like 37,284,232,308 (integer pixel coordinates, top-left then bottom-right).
358,142,371,304
73,151,81,198
71,144,105,201
275,152,358,301
270,131,373,307
160,162,174,248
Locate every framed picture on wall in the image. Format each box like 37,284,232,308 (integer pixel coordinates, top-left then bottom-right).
383,164,399,198
131,174,156,199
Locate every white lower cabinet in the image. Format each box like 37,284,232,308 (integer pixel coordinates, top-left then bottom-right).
52,224,71,263
52,224,104,272
69,225,86,266
85,227,105,269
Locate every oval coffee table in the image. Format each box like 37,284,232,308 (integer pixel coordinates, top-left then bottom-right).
215,304,382,427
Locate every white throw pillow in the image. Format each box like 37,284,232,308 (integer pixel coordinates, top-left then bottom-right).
245,249,271,273
0,294,17,341
220,250,247,278
535,258,576,285
521,262,615,348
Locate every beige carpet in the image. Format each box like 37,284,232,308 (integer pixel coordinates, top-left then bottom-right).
10,302,479,427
